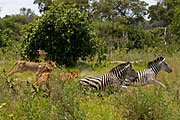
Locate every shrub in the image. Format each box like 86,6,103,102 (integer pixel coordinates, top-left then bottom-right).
21,3,98,66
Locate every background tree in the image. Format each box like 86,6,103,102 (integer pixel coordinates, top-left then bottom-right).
55,0,90,12
0,15,29,48
21,3,98,66
148,0,180,27
33,0,52,13
92,0,148,25
170,7,180,44
20,8,37,22
91,0,148,53
34,0,90,13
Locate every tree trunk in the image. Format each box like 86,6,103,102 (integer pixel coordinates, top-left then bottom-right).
164,27,167,45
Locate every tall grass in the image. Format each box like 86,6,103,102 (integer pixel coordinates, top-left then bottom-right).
0,49,180,119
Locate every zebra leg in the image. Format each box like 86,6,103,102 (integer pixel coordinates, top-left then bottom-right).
153,79,166,88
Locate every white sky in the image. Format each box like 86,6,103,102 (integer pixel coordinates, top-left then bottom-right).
0,0,40,18
146,0,158,6
0,0,157,18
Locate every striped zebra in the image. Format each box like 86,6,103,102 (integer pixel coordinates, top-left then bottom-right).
80,62,137,91
123,57,172,87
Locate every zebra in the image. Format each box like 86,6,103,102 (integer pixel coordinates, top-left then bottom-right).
123,57,172,87
80,62,137,91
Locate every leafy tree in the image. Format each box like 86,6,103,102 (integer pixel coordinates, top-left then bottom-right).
91,0,148,53
148,0,180,27
0,19,3,47
33,0,52,13
92,0,148,25
20,8,37,22
34,0,90,13
2,15,29,34
0,15,29,48
21,3,98,66
55,0,90,12
170,7,180,42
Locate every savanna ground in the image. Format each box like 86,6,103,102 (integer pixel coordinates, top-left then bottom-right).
0,49,180,120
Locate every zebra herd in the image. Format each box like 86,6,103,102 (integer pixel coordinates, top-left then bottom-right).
80,57,172,90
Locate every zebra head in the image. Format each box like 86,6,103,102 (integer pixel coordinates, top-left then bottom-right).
124,62,137,81
109,62,137,81
147,57,172,74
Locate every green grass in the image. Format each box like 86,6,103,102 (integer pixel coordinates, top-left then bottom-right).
0,50,180,120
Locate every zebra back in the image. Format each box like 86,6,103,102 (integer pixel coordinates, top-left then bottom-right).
147,57,165,69
80,73,118,90
109,62,136,82
147,56,172,74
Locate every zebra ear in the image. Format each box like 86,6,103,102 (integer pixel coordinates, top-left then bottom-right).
162,58,165,61
160,56,165,61
127,62,132,66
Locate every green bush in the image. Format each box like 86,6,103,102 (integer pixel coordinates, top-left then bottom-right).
21,3,98,66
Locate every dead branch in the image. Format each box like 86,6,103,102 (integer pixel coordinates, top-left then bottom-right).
111,60,142,64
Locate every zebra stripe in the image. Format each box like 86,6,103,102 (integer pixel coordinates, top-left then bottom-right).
123,57,172,87
80,62,136,90
80,73,118,90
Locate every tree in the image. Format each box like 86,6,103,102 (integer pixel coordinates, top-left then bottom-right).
21,3,98,66
171,7,180,41
148,0,180,27
0,15,29,54
2,15,29,36
55,0,90,12
20,8,37,22
91,0,148,25
90,0,148,53
33,0,52,13
34,0,90,13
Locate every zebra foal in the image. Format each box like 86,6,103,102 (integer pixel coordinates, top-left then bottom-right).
80,62,137,91
124,57,172,87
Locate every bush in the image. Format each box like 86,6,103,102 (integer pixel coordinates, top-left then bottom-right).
21,3,98,66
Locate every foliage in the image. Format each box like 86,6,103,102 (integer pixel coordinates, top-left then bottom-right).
0,15,29,56
1,52,180,119
116,86,178,120
21,3,98,66
171,7,180,40
91,0,148,26
0,68,85,120
148,0,180,27
1,15,29,34
33,0,52,13
52,81,86,120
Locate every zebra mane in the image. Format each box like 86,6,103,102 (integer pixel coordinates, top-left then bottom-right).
109,62,131,73
147,57,165,68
